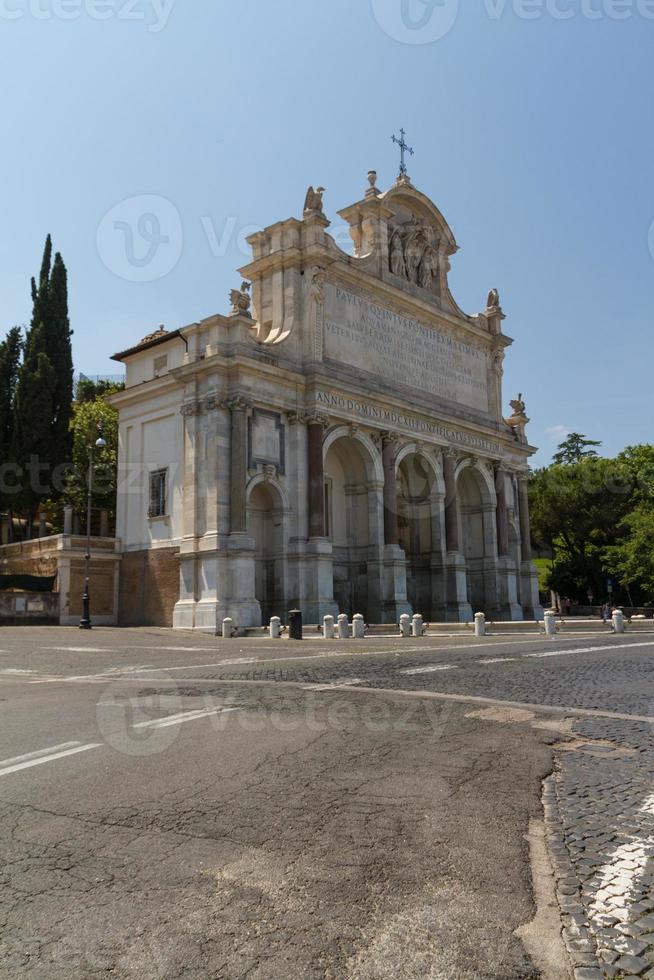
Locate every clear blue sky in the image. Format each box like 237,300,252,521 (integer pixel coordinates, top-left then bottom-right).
1,0,652,465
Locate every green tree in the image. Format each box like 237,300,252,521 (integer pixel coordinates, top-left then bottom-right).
12,236,74,531
63,389,120,529
529,456,633,602
553,433,602,465
605,505,654,601
0,327,23,529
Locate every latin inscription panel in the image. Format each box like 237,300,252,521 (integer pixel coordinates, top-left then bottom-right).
324,285,489,413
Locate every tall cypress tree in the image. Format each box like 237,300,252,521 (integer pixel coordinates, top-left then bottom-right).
47,252,74,464
0,327,22,464
12,236,74,532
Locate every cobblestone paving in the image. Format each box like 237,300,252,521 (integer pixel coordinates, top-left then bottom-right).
545,716,654,979
179,640,654,979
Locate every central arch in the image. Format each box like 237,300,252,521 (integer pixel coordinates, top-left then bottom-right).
247,480,286,625
397,452,440,619
324,433,383,622
457,464,497,615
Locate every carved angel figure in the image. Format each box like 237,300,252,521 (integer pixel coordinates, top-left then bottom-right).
389,231,407,278
418,247,438,289
303,186,325,216
229,281,252,316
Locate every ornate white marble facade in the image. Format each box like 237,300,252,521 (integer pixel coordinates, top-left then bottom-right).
111,171,543,630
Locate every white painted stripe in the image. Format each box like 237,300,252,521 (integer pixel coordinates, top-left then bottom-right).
0,743,101,778
0,669,36,675
478,658,518,664
132,707,240,730
524,640,654,659
0,741,83,768
303,678,366,691
400,665,456,675
47,647,110,653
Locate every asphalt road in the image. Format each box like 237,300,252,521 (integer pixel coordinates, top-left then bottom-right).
1,627,653,980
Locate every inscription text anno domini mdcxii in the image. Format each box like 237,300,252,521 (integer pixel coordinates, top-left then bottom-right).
324,285,490,414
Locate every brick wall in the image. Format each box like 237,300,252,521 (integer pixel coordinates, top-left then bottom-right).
119,548,180,627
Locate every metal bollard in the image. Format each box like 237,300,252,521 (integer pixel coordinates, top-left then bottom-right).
269,616,281,639
399,614,411,638
338,614,350,639
222,618,234,639
543,610,557,637
353,614,365,639
412,614,424,637
612,609,625,634
474,612,486,638
323,615,335,640
288,609,303,641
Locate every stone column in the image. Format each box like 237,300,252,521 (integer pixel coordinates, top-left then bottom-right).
303,413,337,625
63,505,73,536
517,472,543,620
443,450,459,553
517,476,532,563
307,413,328,538
228,398,250,534
494,467,522,621
442,449,472,623
173,398,202,631
495,467,509,558
381,432,399,547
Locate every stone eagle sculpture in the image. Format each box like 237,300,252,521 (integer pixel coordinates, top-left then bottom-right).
303,186,326,216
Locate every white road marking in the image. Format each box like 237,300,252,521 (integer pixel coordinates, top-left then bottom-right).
303,677,366,691
132,707,240,730
47,647,110,654
0,668,36,675
400,665,456,675
588,792,654,923
478,658,518,664
524,640,654,659
0,742,101,778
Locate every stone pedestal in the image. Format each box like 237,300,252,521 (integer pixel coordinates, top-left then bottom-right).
444,552,473,622
520,561,544,621
496,557,524,621
303,537,338,625
381,544,412,624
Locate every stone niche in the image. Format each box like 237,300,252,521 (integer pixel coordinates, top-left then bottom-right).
248,409,285,475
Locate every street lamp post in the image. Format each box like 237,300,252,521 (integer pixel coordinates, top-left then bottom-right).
79,431,107,630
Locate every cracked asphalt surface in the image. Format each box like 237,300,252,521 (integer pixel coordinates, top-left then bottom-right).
1,627,653,979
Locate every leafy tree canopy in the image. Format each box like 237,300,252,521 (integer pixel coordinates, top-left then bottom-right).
553,433,602,465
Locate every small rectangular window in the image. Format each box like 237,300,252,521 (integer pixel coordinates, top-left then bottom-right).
148,469,167,518
153,354,168,377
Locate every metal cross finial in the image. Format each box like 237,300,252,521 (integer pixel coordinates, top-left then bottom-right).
392,128,414,177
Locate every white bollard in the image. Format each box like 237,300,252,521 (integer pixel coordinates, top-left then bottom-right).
474,612,486,638
352,614,365,639
269,616,281,639
543,611,557,637
412,614,424,637
612,609,625,634
222,618,234,639
323,615,335,640
338,614,350,639
399,614,411,638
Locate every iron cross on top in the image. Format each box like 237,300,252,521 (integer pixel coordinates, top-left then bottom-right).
392,128,414,176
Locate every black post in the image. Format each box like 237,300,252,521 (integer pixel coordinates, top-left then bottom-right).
289,609,303,641
79,446,94,630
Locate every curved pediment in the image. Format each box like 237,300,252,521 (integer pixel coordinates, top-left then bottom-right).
381,182,459,258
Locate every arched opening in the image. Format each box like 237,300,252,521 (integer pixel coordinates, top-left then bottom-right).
247,482,285,625
324,436,377,621
458,467,490,614
398,454,437,618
